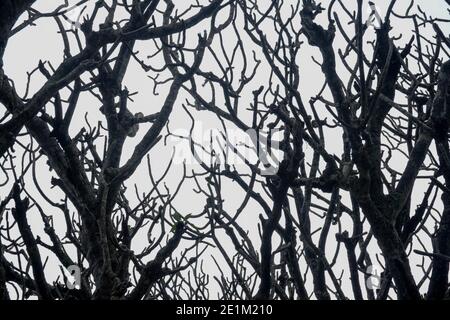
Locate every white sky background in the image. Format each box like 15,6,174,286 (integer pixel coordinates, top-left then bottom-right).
1,0,449,299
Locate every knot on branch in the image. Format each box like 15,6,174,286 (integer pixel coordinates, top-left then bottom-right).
300,1,335,47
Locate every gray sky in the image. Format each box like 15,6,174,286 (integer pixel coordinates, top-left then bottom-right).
1,0,449,299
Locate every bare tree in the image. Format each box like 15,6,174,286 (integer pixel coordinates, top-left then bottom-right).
0,0,450,301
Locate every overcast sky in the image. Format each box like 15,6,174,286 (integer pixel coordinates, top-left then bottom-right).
1,0,449,299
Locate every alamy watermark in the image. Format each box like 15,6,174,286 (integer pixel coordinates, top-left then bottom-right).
366,2,383,30
61,2,86,30
365,265,382,290
65,265,81,290
168,122,283,176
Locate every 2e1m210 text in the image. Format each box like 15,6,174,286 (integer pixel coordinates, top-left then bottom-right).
176,304,273,317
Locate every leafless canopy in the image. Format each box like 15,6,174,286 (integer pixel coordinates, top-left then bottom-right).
0,0,450,300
